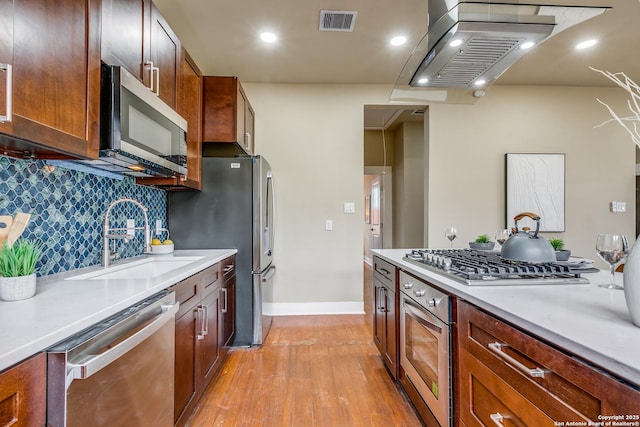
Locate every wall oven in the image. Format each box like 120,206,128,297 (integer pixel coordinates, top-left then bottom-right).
399,270,452,427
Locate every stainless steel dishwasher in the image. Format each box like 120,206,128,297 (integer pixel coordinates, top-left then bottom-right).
46,290,178,427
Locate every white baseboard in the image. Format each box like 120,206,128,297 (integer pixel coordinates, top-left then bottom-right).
266,302,365,316
363,256,373,266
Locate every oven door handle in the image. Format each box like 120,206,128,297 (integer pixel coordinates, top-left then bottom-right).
403,298,446,333
67,302,179,381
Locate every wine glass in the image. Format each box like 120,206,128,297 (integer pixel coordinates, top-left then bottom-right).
445,226,457,248
595,234,628,289
495,229,511,248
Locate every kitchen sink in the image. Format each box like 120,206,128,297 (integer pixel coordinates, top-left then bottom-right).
66,256,205,281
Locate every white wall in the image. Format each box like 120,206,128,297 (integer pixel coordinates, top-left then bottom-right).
242,83,394,315
427,85,636,266
243,83,636,312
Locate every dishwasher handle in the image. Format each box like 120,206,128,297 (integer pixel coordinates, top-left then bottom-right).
68,302,179,381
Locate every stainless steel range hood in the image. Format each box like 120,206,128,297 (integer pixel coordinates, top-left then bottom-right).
392,0,612,103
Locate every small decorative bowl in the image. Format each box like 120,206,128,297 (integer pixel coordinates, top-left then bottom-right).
469,242,496,251
555,249,571,261
151,243,174,254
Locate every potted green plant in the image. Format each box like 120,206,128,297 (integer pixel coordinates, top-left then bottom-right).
548,238,571,261
469,234,495,251
0,240,42,301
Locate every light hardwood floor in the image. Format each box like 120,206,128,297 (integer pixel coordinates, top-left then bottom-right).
186,263,421,427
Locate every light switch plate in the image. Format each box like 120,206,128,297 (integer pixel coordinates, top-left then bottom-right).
343,202,355,214
325,219,333,231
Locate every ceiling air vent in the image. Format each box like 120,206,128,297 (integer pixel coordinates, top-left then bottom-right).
411,109,425,116
319,10,357,32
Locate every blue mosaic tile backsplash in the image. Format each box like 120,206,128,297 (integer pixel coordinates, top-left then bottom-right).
0,155,167,276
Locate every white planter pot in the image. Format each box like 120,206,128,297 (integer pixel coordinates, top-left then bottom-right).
0,274,37,301
624,236,640,327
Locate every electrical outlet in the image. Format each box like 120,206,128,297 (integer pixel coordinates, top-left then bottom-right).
610,201,627,213
126,219,135,237
155,219,163,235
325,220,333,231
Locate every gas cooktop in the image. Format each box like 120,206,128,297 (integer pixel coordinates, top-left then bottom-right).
404,249,596,286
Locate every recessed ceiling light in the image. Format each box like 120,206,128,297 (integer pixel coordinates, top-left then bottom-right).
576,39,597,50
390,36,407,46
260,32,277,43
450,39,463,47
474,79,486,87
418,78,429,84
520,41,535,50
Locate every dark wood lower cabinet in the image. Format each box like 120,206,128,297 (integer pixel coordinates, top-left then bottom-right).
457,300,640,426
197,285,220,393
171,255,236,427
0,352,46,427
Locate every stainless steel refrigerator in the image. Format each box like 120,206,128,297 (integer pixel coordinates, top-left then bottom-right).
167,156,275,346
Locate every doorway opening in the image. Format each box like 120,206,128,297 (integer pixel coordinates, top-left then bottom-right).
364,167,392,265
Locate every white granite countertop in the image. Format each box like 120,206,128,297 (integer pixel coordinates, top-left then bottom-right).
373,249,640,388
0,249,236,372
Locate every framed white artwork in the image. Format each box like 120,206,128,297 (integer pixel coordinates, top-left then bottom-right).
505,153,565,232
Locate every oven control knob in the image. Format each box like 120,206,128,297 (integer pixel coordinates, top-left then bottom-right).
443,258,452,270
403,282,413,289
414,289,426,297
428,298,441,307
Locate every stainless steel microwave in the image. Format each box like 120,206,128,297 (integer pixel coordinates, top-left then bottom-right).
78,64,188,178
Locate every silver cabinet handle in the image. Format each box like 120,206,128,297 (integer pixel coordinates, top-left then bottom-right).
68,302,179,379
0,63,12,123
488,342,546,378
245,132,251,149
202,304,209,336
223,264,234,273
144,61,160,96
490,413,505,427
196,306,205,340
221,288,228,313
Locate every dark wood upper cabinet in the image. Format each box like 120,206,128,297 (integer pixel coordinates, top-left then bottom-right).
0,0,101,160
101,0,180,109
202,76,255,155
100,0,151,84
150,3,180,109
137,48,202,190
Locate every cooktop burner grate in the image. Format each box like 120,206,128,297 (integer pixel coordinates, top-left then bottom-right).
404,249,593,286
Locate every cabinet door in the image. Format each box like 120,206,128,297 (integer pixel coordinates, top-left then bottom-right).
150,3,179,109
197,287,220,393
174,310,198,427
244,95,255,154
373,282,385,355
1,0,100,159
383,288,397,376
0,0,11,127
180,51,202,189
220,276,236,348
0,353,46,427
101,0,150,84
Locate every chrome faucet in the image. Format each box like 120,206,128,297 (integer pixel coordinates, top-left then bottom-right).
102,198,152,267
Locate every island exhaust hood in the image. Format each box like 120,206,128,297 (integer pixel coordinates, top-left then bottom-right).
394,0,611,97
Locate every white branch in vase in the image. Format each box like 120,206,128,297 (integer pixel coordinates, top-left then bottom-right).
591,66,640,147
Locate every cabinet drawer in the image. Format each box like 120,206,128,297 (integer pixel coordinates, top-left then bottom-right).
458,301,640,421
459,349,555,427
221,256,235,282
171,264,220,316
373,256,395,288
201,263,221,294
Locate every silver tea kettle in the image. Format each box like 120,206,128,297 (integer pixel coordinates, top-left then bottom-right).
501,212,556,263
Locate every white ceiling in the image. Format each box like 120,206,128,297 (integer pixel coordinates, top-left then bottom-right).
153,0,640,128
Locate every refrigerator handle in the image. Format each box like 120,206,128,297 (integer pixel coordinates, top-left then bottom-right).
266,172,275,256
